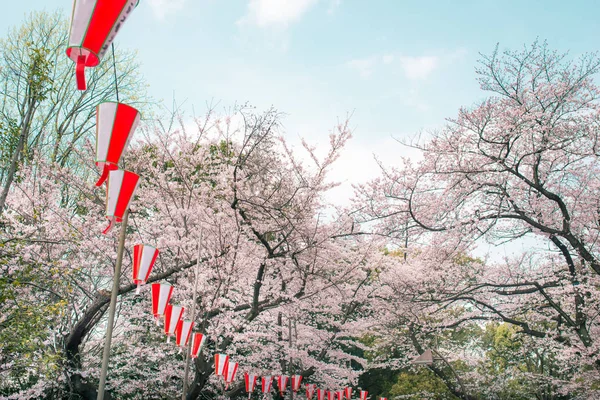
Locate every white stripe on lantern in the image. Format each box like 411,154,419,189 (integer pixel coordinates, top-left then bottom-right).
135,245,157,291
306,384,316,400
278,376,288,393
245,373,258,394
214,354,229,376
292,375,302,392
156,285,171,319
190,333,205,358
96,102,118,163
262,376,273,393
106,170,124,217
68,0,95,49
176,320,194,347
165,305,183,343
224,361,239,388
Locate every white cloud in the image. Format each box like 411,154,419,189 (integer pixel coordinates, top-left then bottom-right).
346,57,377,78
240,0,320,28
398,56,440,80
148,0,186,21
327,0,342,14
346,53,446,81
382,54,394,65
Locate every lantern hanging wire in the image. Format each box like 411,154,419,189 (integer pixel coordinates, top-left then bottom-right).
111,43,120,102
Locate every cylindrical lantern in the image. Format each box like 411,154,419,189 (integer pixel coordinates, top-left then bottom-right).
151,283,173,323
103,169,139,234
95,102,141,186
215,354,229,376
133,244,159,294
262,376,273,394
291,375,302,392
190,333,206,359
245,373,258,399
175,319,194,347
326,391,334,400
344,388,352,399
359,391,368,400
164,304,184,343
224,361,239,389
379,398,386,400
336,392,343,400
317,389,325,400
66,0,139,90
277,376,289,394
306,384,316,400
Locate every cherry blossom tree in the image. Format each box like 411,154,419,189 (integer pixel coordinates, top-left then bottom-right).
0,105,383,399
354,41,600,398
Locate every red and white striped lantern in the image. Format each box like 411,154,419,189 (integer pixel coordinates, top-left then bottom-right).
175,319,194,347
306,384,316,400
359,391,368,400
344,387,352,399
103,169,139,234
151,283,173,323
291,375,303,392
326,391,334,400
379,398,386,400
336,392,343,400
224,361,239,389
214,354,229,376
317,389,325,400
262,376,273,394
133,244,159,294
95,102,141,186
245,373,258,398
190,333,206,358
66,0,139,90
277,376,289,394
164,304,184,343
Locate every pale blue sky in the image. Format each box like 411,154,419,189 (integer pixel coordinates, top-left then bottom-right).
2,0,600,200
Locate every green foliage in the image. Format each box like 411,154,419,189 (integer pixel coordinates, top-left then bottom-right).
26,43,53,103
389,369,458,400
0,241,67,396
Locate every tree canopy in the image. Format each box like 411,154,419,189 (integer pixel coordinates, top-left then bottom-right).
1,11,600,400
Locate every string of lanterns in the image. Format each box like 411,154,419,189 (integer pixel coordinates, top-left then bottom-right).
63,1,384,399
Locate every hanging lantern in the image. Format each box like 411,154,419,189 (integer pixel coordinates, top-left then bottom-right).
326,391,334,400
317,389,325,400
336,392,343,400
175,319,194,347
245,373,258,399
95,102,141,186
306,384,316,400
132,244,159,294
190,333,206,359
262,376,273,395
277,376,289,394
359,391,368,400
344,388,352,399
66,0,139,90
215,354,229,376
103,169,139,234
224,361,239,389
291,375,302,392
379,398,386,400
164,304,184,343
151,283,173,324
